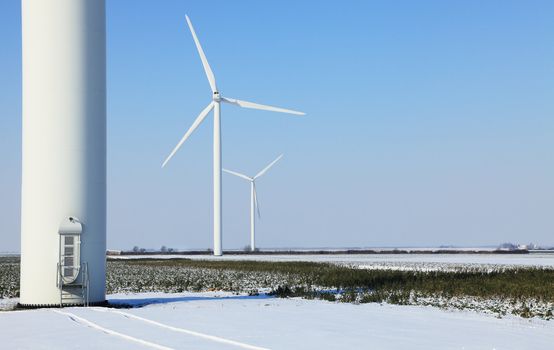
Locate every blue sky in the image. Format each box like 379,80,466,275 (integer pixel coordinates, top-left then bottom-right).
1,0,553,251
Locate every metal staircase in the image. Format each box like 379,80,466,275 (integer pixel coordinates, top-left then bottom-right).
57,262,89,307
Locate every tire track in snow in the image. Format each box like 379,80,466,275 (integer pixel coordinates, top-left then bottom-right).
51,309,174,350
90,307,271,350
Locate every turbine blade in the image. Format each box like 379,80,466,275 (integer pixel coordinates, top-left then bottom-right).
185,15,217,93
162,102,214,168
222,168,252,181
254,154,284,179
253,182,261,219
221,97,305,116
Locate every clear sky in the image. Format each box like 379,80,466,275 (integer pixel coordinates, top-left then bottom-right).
1,0,553,252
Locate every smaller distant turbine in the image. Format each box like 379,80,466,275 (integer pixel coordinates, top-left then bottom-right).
224,154,284,252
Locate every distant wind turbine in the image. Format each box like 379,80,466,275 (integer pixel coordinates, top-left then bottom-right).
162,16,305,256
224,154,284,252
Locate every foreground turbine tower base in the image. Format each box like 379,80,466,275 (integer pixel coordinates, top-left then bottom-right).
20,0,107,306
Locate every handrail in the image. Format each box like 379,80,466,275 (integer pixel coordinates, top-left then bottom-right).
58,261,89,307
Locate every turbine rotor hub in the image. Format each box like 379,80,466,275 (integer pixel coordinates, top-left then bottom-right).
213,91,221,102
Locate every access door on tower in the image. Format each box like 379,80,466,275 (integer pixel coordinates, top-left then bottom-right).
58,217,82,284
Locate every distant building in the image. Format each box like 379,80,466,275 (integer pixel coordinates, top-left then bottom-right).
518,243,539,250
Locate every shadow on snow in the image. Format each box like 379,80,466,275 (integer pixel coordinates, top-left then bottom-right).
107,293,273,308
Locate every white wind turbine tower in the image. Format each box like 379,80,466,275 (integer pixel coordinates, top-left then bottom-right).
224,154,283,252
162,16,305,256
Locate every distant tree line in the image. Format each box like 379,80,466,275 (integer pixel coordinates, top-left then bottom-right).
131,246,177,253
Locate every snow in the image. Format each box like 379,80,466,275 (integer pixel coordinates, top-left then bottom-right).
110,253,554,271
1,291,553,349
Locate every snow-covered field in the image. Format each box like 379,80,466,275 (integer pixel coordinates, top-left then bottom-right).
2,254,553,348
111,253,554,272
1,291,553,350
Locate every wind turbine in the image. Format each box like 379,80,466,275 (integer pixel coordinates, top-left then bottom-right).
162,16,305,256
224,155,283,252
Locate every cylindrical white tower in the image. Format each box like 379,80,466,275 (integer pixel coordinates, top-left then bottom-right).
20,0,106,306
250,181,255,251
